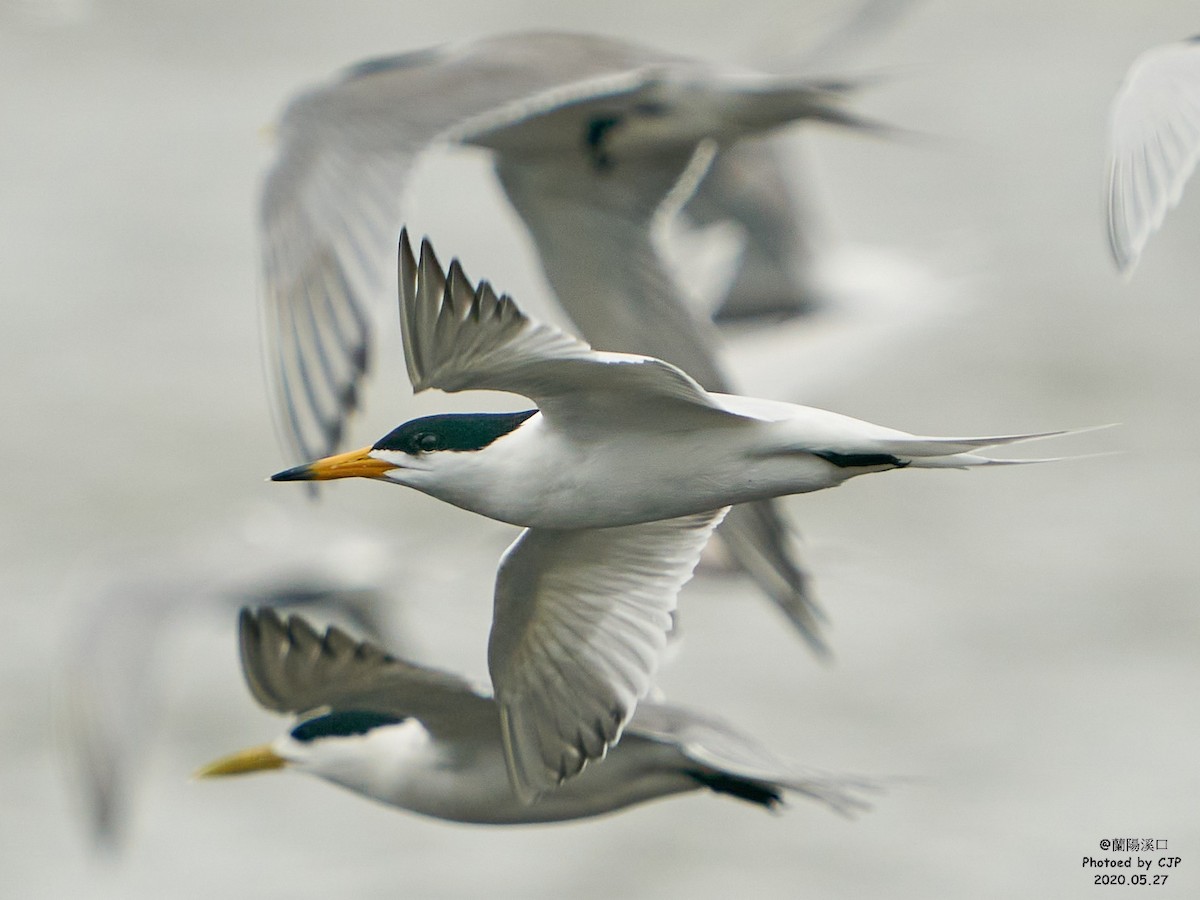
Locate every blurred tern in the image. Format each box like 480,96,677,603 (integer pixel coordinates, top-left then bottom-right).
260,30,884,646
1106,37,1200,273
198,609,872,822
274,232,1076,532
262,31,872,460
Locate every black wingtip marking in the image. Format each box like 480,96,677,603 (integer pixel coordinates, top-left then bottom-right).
342,47,443,80
813,451,908,469
686,770,784,810
419,237,438,266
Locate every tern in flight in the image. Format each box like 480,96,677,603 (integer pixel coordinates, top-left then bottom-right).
198,609,873,820
275,232,1074,528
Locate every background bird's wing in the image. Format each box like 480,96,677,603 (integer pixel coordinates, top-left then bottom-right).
1106,38,1200,272
487,510,728,802
261,34,682,463
485,69,866,373
238,608,493,737
398,233,748,432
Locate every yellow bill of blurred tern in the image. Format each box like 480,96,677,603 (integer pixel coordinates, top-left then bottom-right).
1106,37,1200,273
198,609,873,822
273,232,1079,533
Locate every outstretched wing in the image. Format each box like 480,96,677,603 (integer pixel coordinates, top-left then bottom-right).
1106,38,1200,273
487,510,728,801
238,608,493,737
397,232,748,433
687,140,823,322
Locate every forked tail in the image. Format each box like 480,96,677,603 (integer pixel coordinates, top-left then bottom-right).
883,425,1114,468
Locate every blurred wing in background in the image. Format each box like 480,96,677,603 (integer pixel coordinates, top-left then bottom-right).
223,611,874,823
262,29,884,654
488,511,727,801
1106,38,1200,273
628,700,877,816
685,138,826,323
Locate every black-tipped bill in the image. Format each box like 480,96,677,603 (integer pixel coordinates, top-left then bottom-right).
271,446,397,482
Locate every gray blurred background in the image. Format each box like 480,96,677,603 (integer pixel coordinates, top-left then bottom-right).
3,1,1197,897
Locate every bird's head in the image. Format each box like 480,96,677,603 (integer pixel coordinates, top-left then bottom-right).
196,710,412,786
270,409,538,489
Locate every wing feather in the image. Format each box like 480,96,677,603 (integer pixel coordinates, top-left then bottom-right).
487,510,728,801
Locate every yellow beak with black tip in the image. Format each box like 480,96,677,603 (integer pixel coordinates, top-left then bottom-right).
271,446,397,482
195,744,288,778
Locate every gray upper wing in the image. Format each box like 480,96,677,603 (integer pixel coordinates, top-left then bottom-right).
397,232,747,434
486,85,850,650
238,608,494,737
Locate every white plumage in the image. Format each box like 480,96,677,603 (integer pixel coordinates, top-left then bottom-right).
260,31,878,647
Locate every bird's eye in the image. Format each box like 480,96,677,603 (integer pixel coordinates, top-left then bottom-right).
416,432,441,452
